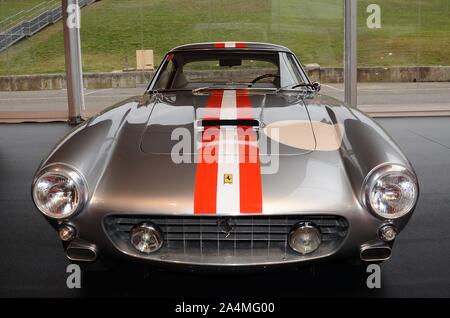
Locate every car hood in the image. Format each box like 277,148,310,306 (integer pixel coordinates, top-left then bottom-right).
82,91,355,216
140,90,316,156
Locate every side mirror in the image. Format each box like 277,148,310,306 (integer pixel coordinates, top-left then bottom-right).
312,82,321,92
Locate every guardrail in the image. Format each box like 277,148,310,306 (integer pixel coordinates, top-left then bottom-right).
0,0,96,52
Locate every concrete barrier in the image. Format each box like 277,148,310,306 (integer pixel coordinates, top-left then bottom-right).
0,74,66,91
0,71,155,91
1,66,449,91
305,65,450,83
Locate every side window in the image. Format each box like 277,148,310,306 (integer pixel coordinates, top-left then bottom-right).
154,59,176,89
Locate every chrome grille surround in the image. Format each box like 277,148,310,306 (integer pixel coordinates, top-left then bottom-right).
104,215,349,266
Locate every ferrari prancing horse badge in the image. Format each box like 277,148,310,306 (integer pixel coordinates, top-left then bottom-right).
224,174,233,184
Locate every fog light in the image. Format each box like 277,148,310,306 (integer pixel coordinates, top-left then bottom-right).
379,225,397,242
288,222,321,255
130,223,163,254
59,225,76,242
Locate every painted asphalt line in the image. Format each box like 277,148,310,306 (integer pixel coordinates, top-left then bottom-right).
84,88,113,96
407,129,450,151
321,86,450,93
358,87,450,93
0,94,136,101
322,84,343,91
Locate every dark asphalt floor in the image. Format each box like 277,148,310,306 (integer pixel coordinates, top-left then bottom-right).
0,117,449,298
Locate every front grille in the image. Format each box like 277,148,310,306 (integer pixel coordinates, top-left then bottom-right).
104,215,348,266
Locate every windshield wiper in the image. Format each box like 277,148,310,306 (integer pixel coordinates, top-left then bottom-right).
277,83,316,93
192,87,214,94
193,86,278,94
147,88,192,94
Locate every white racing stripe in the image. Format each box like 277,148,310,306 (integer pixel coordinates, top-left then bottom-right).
224,42,236,48
219,89,237,119
216,90,240,214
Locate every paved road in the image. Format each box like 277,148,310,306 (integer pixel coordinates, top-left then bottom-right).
323,82,450,116
0,117,449,297
0,87,144,112
0,82,450,121
0,87,145,121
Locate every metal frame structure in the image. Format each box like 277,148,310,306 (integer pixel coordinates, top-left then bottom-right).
62,0,85,124
344,0,357,108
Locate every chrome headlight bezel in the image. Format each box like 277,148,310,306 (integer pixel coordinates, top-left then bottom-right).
362,163,419,220
32,164,88,220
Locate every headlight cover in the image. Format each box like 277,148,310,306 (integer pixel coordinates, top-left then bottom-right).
363,164,418,219
32,165,88,219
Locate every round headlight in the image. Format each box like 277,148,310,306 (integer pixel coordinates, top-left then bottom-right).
363,164,418,219
32,165,87,219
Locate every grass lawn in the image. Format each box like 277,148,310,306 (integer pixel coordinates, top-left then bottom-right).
0,0,449,75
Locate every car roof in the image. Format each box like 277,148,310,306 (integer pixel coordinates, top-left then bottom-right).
170,42,292,53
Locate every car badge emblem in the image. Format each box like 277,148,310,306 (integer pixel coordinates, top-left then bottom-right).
218,218,234,238
224,174,233,184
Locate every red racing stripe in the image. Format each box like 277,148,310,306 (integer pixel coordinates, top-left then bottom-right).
237,90,263,213
213,42,246,48
194,90,224,214
166,53,174,61
236,89,252,119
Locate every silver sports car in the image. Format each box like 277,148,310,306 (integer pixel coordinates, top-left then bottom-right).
32,42,419,270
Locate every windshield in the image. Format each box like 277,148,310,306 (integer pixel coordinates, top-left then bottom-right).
149,51,309,91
